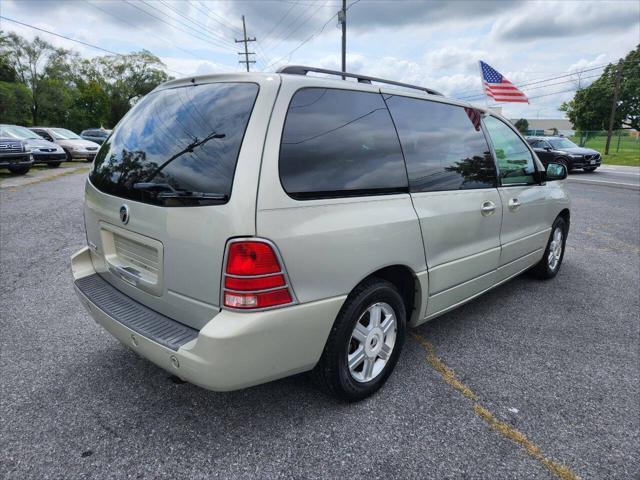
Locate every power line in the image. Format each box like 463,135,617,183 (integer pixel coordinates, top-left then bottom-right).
84,0,203,62
262,9,340,71
1,15,120,56
456,63,612,99
0,15,186,77
262,0,327,52
123,0,235,54
157,0,238,49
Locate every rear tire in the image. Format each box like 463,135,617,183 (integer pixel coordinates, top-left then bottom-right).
583,167,597,173
47,162,61,168
313,278,406,402
530,217,567,279
7,165,30,175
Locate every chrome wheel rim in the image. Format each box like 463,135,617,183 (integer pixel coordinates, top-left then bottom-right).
548,227,563,271
347,302,397,383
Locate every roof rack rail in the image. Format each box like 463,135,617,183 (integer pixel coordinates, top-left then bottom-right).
276,65,443,96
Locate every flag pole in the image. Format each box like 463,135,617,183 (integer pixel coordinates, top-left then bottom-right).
478,60,489,109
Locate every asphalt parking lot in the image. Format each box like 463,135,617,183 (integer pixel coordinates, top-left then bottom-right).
1,170,638,480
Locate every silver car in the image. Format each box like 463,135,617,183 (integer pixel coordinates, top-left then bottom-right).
0,124,67,168
29,127,100,162
71,67,570,401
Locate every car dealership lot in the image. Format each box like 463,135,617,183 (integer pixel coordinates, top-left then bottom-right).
1,172,638,479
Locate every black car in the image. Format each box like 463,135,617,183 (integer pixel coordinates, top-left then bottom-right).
526,136,601,173
0,138,33,175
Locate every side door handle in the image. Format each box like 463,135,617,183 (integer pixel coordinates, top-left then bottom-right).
508,198,521,211
481,201,496,216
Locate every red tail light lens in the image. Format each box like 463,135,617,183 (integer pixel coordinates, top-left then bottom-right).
226,242,280,275
223,240,295,310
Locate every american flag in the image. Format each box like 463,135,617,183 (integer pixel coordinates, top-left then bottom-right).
480,61,529,103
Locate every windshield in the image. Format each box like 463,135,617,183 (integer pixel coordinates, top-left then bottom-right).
90,82,259,206
50,128,82,140
548,138,578,149
0,125,41,140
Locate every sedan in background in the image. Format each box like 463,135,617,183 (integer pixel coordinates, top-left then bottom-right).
29,127,100,162
80,128,112,145
526,136,602,173
0,124,67,168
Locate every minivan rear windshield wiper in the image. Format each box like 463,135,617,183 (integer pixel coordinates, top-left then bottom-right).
132,182,227,201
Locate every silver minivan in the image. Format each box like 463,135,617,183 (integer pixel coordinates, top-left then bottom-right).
71,66,570,401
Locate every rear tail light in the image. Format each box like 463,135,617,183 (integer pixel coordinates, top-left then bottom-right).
223,239,295,310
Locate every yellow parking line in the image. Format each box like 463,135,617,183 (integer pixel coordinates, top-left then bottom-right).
412,332,579,480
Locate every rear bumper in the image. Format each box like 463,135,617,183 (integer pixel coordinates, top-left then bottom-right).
71,247,344,391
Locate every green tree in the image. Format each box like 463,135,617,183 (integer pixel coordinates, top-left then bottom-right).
561,45,640,132
514,118,529,133
0,81,32,125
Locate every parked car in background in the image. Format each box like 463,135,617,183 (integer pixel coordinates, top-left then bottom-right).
71,67,571,401
0,138,33,175
29,127,100,162
526,136,601,172
81,128,112,145
0,124,67,168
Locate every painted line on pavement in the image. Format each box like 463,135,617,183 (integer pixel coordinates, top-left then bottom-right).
568,177,639,190
412,332,580,480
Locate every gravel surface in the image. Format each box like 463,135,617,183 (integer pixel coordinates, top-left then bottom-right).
1,172,638,479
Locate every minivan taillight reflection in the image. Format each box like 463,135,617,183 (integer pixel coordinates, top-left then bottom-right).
223,240,295,310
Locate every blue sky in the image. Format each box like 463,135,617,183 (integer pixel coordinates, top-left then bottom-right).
2,0,639,119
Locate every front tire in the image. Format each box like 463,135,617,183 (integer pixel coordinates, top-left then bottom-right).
46,162,61,168
530,217,567,279
583,167,597,173
314,278,406,402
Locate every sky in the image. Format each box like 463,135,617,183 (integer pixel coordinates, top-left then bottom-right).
2,0,639,119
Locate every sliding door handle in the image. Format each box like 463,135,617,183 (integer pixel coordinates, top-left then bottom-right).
481,201,496,216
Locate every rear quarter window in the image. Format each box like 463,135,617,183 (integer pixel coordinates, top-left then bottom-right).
279,88,408,199
90,82,259,206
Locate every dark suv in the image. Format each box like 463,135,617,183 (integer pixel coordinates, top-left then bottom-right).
0,138,33,175
526,136,601,172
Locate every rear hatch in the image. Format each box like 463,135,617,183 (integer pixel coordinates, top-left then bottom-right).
84,77,274,329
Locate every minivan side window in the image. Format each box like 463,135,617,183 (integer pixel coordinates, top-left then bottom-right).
279,88,408,199
385,96,496,192
483,116,536,186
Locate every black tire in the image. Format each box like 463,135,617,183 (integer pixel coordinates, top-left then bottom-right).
84,158,93,163
65,150,73,162
313,277,406,402
530,216,567,279
46,162,62,168
583,167,597,173
7,165,31,175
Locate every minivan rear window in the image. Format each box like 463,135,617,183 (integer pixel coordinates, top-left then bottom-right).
90,82,259,206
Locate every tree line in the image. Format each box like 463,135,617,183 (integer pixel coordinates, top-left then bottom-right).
561,45,639,133
0,31,171,132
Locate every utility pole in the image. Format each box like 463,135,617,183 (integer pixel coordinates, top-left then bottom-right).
605,60,623,155
339,0,346,79
235,15,256,72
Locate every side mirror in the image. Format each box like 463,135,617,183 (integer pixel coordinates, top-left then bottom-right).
544,146,552,151
546,162,568,181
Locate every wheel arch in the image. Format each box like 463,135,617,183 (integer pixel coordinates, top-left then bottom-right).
357,264,423,326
